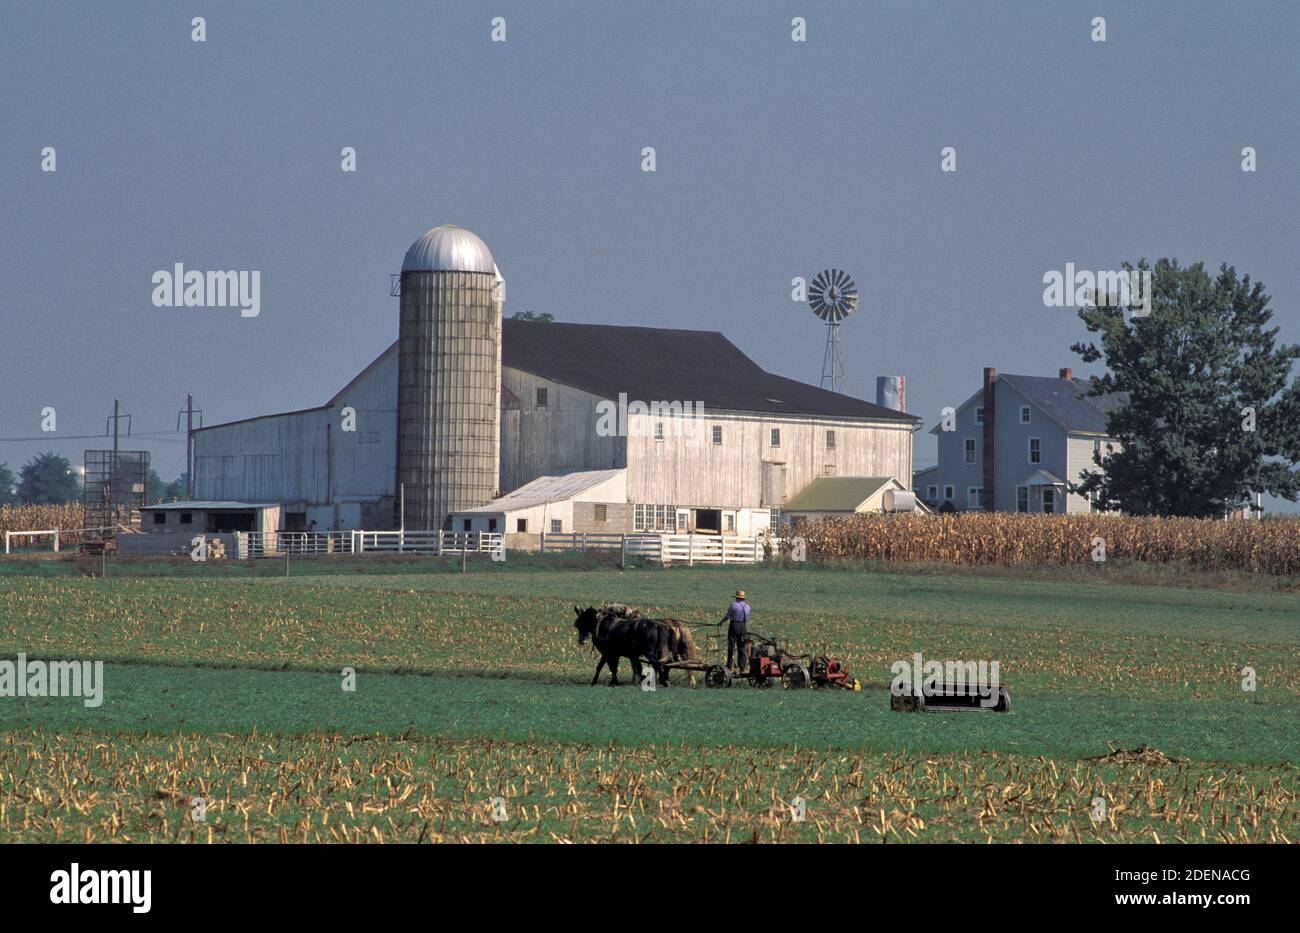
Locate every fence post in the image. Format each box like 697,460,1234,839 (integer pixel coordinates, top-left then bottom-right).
461,544,467,574
620,534,626,570
720,536,726,565
540,530,545,555
754,537,760,563
688,533,694,567
54,528,60,553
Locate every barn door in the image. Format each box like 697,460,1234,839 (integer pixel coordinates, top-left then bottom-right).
761,461,787,508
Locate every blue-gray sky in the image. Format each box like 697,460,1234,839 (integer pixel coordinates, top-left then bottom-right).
3,1,1298,508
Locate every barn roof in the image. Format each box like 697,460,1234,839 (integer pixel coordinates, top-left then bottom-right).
501,320,917,422
456,468,625,513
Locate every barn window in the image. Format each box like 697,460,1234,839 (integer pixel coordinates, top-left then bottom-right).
180,512,193,525
770,428,781,447
964,438,976,464
634,504,676,532
463,519,472,532
712,425,722,445
823,464,836,476
594,504,607,523
550,519,563,533
1028,437,1041,464
536,388,548,408
516,518,527,532
724,513,735,532
826,430,836,450
654,421,664,441
488,518,497,532
152,512,166,524
1020,405,1031,424
1017,486,1029,512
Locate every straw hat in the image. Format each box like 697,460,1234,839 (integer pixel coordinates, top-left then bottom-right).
735,590,746,600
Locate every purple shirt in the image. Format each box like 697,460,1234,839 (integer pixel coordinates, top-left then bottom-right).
725,600,750,624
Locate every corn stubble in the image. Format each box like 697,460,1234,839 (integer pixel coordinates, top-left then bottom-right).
0,731,1293,844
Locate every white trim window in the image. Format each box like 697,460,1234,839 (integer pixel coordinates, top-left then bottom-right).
770,428,781,447
654,421,665,441
1020,405,1031,424
826,430,836,450
1028,437,1042,464
975,407,984,424
943,484,955,502
1016,486,1029,512
964,437,976,464
712,425,722,445
927,484,938,502
634,504,678,532
966,487,982,508
1042,488,1056,513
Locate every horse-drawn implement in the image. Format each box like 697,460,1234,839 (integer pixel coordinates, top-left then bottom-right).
679,630,861,690
574,604,859,691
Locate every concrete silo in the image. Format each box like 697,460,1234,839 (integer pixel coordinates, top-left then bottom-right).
396,225,504,530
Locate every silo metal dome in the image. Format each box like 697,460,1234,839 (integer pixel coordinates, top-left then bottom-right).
402,224,496,274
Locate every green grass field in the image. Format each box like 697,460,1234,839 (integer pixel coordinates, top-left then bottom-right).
0,559,1295,842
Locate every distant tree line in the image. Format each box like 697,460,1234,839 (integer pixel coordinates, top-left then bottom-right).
0,452,187,506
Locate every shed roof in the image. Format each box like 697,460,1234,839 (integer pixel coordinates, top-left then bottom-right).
782,476,898,511
141,500,272,511
456,469,625,514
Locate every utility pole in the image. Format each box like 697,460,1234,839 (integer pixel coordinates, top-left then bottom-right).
176,395,203,499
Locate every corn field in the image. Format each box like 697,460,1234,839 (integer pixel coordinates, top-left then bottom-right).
0,503,87,548
792,513,1300,576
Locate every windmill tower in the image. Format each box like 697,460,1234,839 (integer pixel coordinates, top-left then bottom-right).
809,268,858,393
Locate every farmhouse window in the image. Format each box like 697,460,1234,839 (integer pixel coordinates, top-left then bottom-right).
943,485,954,501
712,425,722,445
1020,406,1031,424
927,485,937,502
770,428,781,447
975,407,984,424
1042,488,1056,512
594,504,607,523
536,388,548,408
964,438,976,464
1028,437,1041,464
967,487,981,508
1017,487,1029,512
826,430,836,450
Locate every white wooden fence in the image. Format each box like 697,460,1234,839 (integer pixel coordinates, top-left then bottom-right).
3,528,60,554
541,532,769,564
235,530,502,558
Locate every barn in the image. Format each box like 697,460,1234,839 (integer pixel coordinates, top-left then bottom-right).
190,226,918,538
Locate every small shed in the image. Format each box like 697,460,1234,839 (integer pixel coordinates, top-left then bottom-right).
448,469,627,542
781,476,921,523
140,500,282,534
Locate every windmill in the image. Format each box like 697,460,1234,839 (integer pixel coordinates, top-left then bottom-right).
809,268,858,393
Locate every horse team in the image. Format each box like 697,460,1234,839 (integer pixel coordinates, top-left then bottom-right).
573,604,699,687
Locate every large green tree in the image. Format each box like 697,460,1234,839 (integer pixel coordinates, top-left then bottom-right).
16,452,81,504
1072,258,1300,517
0,462,18,505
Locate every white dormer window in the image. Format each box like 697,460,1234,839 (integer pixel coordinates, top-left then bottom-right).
1020,406,1031,424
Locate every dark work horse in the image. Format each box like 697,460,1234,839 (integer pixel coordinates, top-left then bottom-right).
573,605,675,687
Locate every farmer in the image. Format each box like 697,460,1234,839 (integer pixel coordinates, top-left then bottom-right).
723,590,751,673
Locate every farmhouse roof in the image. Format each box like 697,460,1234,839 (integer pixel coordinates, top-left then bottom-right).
998,374,1127,434
782,476,899,511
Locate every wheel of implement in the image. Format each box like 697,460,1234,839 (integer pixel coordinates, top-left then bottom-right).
782,663,810,689
994,685,1011,713
704,665,731,689
753,673,774,689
